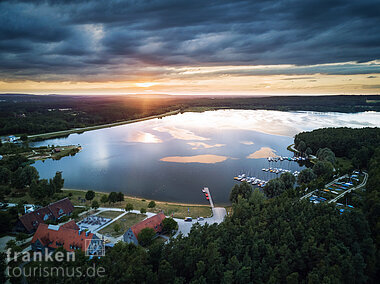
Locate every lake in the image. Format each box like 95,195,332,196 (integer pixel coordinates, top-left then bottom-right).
31,110,380,205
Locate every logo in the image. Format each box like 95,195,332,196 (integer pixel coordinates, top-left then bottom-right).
85,238,106,257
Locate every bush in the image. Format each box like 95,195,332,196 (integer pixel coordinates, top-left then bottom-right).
140,208,146,214
148,201,156,208
162,218,178,235
85,190,95,201
91,200,99,210
137,228,156,246
125,203,133,212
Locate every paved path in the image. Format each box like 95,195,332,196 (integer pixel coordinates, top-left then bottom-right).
300,174,349,201
172,187,226,238
85,201,228,242
328,172,368,203
27,109,181,139
300,189,316,200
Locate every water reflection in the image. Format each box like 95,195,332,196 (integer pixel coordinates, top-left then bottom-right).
240,141,255,145
247,147,279,159
30,110,380,204
187,142,225,150
127,131,162,143
159,110,380,136
160,154,229,164
154,126,209,140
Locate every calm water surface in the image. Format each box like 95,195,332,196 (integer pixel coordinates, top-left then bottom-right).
31,110,380,205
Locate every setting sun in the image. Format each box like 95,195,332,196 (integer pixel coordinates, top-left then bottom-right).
135,82,157,88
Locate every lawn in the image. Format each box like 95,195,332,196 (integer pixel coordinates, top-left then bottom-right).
98,213,147,237
62,189,213,219
4,188,213,219
96,210,123,219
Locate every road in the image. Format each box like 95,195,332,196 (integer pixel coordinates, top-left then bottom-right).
173,187,226,237
328,172,368,203
27,109,181,139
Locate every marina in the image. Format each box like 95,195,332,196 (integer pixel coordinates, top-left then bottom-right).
233,155,305,186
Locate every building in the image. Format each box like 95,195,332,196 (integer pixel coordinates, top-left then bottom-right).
16,198,74,233
123,213,165,245
31,221,103,256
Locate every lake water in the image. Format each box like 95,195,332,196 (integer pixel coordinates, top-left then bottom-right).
31,110,380,205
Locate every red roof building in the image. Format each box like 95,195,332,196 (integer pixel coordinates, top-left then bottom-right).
17,198,75,233
31,222,101,255
123,213,166,245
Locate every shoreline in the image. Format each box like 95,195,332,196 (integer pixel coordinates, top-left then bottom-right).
62,188,214,208
27,109,181,141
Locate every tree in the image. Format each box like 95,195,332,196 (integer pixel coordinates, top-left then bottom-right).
158,260,175,283
138,228,156,246
263,178,285,198
51,171,64,192
313,161,333,179
125,203,133,212
11,166,39,189
20,135,28,141
91,200,99,210
280,172,296,189
140,208,147,214
100,194,108,204
0,253,7,283
108,192,118,204
316,148,336,164
20,165,39,186
117,192,124,202
297,141,306,153
162,217,178,235
148,201,156,208
0,167,11,184
297,168,316,184
230,182,252,203
305,147,312,156
29,180,44,199
85,190,95,201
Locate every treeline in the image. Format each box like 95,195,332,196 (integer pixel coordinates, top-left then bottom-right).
1,94,379,136
0,94,183,136
295,127,380,169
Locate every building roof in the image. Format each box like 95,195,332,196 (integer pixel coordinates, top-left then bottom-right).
19,198,74,233
61,220,80,230
31,223,93,252
130,213,165,237
47,198,74,219
19,206,53,233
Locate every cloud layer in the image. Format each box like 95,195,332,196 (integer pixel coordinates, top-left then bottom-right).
0,0,379,88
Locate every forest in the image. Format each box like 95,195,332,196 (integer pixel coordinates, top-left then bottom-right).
2,127,379,283
294,127,380,169
1,94,379,136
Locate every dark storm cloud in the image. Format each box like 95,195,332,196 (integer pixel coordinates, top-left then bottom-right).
0,0,380,81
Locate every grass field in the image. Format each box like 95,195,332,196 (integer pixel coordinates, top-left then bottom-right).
98,213,147,237
4,188,213,219
63,189,213,219
96,210,123,219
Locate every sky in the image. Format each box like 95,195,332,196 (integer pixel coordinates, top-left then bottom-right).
0,0,379,96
